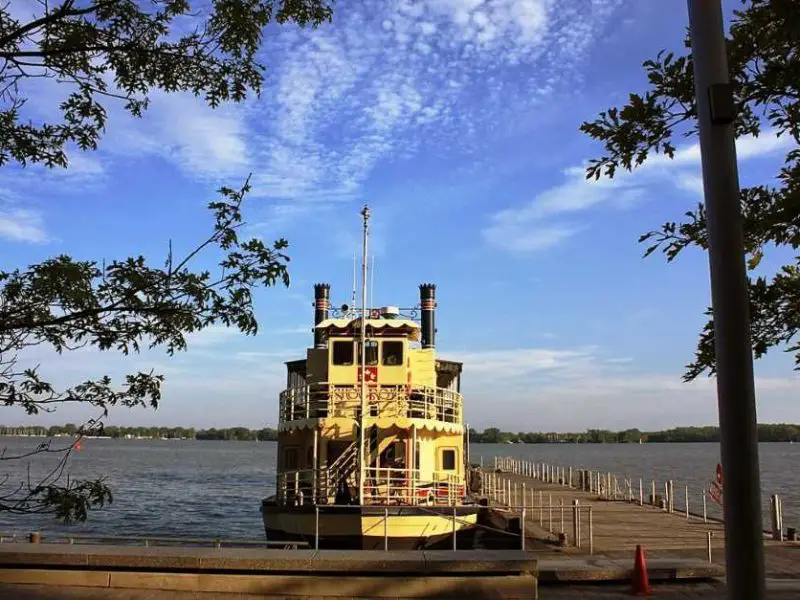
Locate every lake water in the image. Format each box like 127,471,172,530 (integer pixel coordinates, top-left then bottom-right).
0,439,796,540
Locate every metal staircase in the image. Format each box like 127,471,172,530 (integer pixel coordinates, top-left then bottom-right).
319,441,359,502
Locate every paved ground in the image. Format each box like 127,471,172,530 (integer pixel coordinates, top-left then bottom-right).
541,580,800,599
1,581,800,599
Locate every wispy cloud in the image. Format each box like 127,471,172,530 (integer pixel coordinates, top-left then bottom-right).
271,326,313,335
484,130,793,253
103,91,250,180
449,345,600,381
121,0,623,201
0,208,48,243
2,0,629,240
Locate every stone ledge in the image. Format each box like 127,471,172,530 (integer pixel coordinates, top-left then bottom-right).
0,545,536,575
0,569,539,599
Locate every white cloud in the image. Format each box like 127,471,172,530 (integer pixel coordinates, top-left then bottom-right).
484,130,793,253
453,344,800,430
448,346,597,379
0,208,48,243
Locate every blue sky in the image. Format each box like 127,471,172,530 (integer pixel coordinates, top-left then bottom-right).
1,0,798,431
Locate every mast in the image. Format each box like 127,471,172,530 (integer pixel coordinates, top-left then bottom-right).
358,205,370,505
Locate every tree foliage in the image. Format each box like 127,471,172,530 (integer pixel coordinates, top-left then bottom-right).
579,0,800,380
0,0,332,526
0,0,332,167
0,177,290,522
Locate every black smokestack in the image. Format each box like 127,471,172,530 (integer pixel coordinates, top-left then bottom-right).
313,283,330,349
420,283,436,349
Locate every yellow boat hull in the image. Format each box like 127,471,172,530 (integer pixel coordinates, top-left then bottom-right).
261,501,480,550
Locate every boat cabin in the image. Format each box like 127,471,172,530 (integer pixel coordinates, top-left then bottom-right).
276,284,466,507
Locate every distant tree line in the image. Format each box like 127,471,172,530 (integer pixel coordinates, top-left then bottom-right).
0,425,279,441
469,424,800,444
4,424,798,443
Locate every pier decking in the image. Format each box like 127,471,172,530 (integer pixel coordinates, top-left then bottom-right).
485,467,727,554
482,458,800,581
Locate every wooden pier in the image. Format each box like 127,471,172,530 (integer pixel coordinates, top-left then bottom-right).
485,467,726,554
481,457,800,580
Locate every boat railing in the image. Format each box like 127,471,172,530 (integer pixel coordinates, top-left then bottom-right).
278,384,462,425
276,467,466,507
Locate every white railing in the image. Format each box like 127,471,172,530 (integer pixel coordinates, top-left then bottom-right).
277,466,466,507
278,384,462,426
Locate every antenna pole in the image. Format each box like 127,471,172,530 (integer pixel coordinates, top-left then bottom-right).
358,205,370,506
370,256,376,313
352,254,357,315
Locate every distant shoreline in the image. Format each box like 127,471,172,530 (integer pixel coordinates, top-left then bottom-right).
468,424,800,444
0,423,798,444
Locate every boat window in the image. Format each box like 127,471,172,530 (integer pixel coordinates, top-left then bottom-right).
332,341,354,365
441,448,457,471
382,341,403,366
283,447,298,470
357,340,379,366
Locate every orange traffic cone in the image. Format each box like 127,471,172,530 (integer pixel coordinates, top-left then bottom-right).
631,544,651,596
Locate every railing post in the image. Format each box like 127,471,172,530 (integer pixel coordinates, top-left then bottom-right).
538,491,543,526
452,507,457,551
548,493,553,532
639,478,643,506
685,485,690,519
703,490,708,523
707,531,713,563
568,467,573,488
521,507,526,551
589,508,593,555
522,483,526,509
669,479,675,513
651,480,656,506
770,494,783,541
572,500,580,548
384,507,389,551
560,497,564,534
315,506,320,550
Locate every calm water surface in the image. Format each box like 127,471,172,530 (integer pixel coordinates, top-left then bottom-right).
0,439,796,539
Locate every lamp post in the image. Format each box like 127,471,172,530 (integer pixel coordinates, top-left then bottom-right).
686,2,765,598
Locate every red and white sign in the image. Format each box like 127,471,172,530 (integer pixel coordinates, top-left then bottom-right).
359,366,378,386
